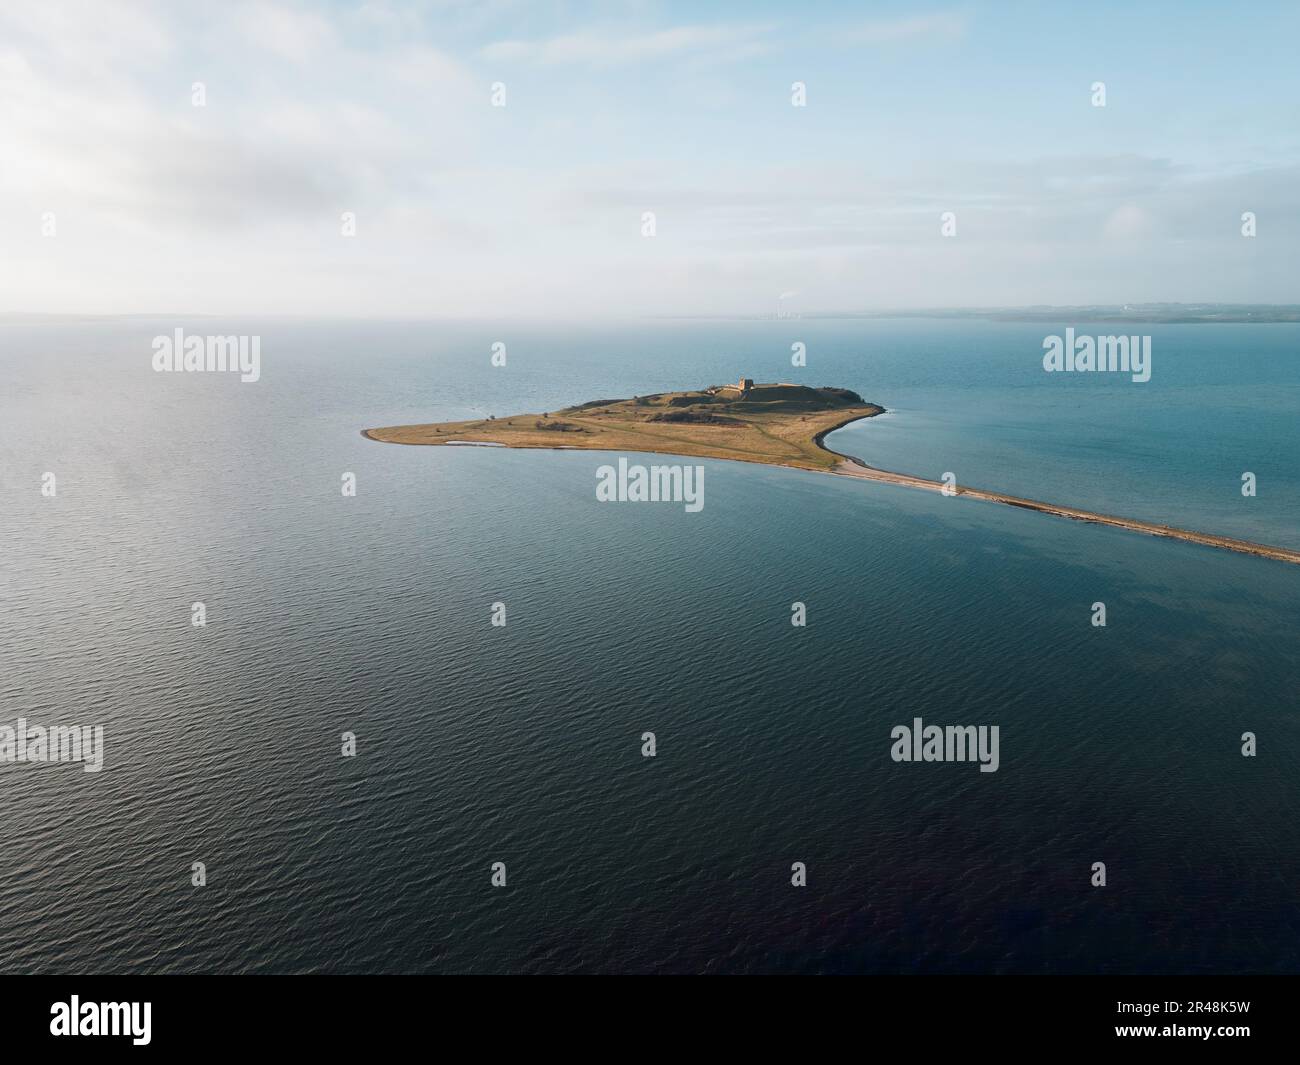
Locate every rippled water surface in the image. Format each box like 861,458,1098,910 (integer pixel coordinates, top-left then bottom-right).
2,318,1297,973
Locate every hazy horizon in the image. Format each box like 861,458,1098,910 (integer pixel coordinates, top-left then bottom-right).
4,301,1299,322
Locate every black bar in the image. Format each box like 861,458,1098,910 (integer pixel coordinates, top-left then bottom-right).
4,976,1290,1052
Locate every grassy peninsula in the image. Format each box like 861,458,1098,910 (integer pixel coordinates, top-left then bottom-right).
364,379,1300,566
364,382,884,472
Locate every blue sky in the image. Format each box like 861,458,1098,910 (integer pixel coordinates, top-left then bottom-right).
2,1,1297,315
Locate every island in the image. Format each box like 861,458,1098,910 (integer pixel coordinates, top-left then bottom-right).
364,378,1300,566
364,380,881,471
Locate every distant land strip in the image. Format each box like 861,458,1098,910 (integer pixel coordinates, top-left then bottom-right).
364,382,1300,566
649,303,1300,324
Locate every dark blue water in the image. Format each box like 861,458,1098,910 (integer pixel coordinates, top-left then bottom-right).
2,318,1297,973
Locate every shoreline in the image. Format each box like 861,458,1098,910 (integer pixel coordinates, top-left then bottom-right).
363,411,1300,566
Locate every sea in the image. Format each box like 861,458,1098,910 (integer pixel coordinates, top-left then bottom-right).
2,316,1297,973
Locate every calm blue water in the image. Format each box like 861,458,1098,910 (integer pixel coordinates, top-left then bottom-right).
2,317,1298,973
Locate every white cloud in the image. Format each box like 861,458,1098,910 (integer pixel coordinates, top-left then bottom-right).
845,11,967,45
236,1,337,64
482,24,773,67
0,1,477,233
1102,203,1154,240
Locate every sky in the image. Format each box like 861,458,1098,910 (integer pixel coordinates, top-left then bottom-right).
1,0,1298,317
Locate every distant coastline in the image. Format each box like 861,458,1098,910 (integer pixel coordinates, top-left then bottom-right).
651,303,1300,325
